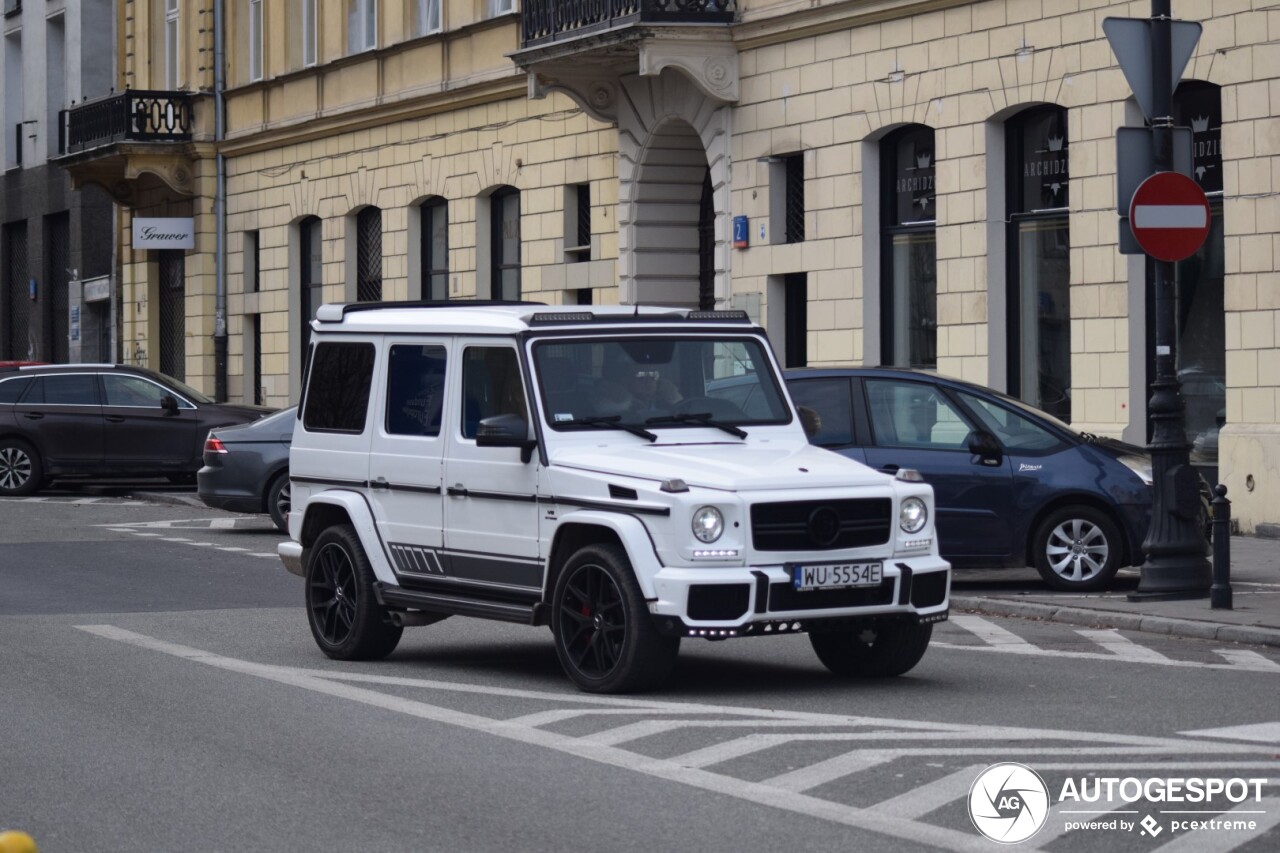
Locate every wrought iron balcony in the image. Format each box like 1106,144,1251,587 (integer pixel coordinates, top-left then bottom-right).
522,0,736,48
64,90,194,154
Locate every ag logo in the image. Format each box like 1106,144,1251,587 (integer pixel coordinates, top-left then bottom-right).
968,762,1050,843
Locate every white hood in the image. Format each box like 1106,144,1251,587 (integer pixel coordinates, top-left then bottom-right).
548,440,889,492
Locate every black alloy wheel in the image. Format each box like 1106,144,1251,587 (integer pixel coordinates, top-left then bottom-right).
267,472,290,533
0,439,42,496
304,524,402,660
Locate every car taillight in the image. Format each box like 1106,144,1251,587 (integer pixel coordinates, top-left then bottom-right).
204,437,229,454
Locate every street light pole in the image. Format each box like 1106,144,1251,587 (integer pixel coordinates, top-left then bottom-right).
1130,0,1211,600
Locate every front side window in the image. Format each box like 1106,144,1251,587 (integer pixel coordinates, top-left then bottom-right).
533,337,791,429
103,374,192,408
386,344,446,436
866,379,971,450
165,0,180,88
303,342,375,433
347,0,376,53
414,0,442,36
1007,105,1071,422
0,376,32,404
881,124,937,369
957,390,1064,453
249,0,263,81
462,347,527,439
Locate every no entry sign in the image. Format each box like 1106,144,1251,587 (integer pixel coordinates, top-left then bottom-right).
1128,171,1211,262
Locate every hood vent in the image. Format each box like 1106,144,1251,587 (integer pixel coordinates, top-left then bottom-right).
608,484,638,501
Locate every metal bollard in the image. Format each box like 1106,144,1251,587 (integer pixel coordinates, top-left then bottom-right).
1210,484,1232,610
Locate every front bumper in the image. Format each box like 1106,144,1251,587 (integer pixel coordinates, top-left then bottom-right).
279,541,304,577
648,556,950,636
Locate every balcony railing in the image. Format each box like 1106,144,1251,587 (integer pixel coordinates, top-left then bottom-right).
64,90,193,155
521,0,736,48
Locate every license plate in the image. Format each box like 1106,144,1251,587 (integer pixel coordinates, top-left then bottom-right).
791,562,883,591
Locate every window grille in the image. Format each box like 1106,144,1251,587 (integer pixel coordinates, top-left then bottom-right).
784,154,804,243
356,207,382,302
158,250,186,380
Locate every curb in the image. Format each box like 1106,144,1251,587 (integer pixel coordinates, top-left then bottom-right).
951,595,1280,649
128,490,206,509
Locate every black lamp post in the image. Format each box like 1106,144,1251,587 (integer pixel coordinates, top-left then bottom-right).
1129,0,1212,601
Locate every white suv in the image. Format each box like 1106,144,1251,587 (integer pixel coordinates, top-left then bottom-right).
280,303,950,693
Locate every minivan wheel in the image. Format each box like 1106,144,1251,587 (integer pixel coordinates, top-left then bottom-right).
809,622,933,677
551,543,679,694
266,472,290,533
305,524,403,660
1032,505,1122,591
0,439,42,497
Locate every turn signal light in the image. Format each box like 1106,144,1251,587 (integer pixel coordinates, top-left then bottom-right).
204,437,228,454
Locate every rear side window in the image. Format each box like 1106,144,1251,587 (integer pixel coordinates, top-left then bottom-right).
303,342,376,433
385,344,447,436
24,375,101,406
0,376,31,404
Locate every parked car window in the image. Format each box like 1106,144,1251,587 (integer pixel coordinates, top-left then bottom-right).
102,374,190,408
303,342,375,433
956,391,1065,452
866,379,970,449
25,374,101,406
0,376,32,404
788,378,854,446
386,344,446,436
462,347,527,439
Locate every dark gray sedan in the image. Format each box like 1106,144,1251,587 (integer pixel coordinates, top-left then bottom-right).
198,406,295,531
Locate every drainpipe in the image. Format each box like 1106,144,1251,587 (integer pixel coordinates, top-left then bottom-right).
213,0,228,401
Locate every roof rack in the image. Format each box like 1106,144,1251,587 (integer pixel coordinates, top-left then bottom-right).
527,309,752,326
316,300,547,323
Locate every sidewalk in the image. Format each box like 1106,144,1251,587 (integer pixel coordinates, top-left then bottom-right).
951,535,1280,648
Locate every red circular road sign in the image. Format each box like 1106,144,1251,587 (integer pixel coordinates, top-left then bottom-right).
1128,171,1211,262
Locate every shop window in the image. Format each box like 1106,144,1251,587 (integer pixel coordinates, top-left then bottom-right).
1007,106,1071,423
421,197,448,300
564,183,590,263
298,216,322,356
244,230,260,293
881,124,937,369
784,273,807,367
490,187,520,301
356,206,382,302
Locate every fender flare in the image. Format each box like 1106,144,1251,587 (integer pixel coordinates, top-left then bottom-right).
302,491,399,586
548,510,664,599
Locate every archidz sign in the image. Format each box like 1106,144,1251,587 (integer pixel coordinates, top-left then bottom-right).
132,217,195,249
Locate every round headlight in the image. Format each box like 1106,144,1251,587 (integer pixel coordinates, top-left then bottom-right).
899,497,928,534
692,506,724,543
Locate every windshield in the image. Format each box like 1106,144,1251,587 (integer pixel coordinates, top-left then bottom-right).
533,336,791,431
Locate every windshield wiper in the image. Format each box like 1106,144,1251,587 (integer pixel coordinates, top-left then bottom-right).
645,412,748,439
1079,432,1099,443
560,415,657,442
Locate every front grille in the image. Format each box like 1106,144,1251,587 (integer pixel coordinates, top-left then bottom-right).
767,578,895,612
750,498,892,551
911,570,949,608
687,584,750,621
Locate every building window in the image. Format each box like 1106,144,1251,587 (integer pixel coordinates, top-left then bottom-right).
564,183,590,263
244,230,260,292
784,273,807,367
4,29,20,170
784,154,805,243
881,124,937,369
302,0,318,66
347,0,376,54
299,216,322,357
485,0,514,18
414,0,442,36
1007,105,1071,423
249,0,263,81
165,0,180,88
421,198,448,301
698,170,714,309
490,187,520,301
356,207,382,302
251,315,263,405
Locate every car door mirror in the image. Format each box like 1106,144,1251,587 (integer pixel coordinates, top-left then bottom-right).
968,429,1002,464
160,394,179,415
475,414,537,463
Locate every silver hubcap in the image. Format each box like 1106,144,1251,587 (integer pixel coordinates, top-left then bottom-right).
276,480,291,519
0,447,32,491
1046,518,1109,582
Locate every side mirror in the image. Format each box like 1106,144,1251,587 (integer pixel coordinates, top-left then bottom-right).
160,394,179,415
967,429,1002,464
475,413,537,463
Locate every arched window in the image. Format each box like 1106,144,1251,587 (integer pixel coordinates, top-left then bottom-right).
356,206,382,302
1007,106,1071,422
881,124,937,368
490,187,520,301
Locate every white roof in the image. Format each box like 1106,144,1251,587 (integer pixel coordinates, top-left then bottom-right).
311,303,755,336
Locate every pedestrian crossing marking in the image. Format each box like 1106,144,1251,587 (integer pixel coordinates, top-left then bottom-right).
866,763,986,819
1213,649,1280,671
950,614,1038,649
1076,628,1173,662
1179,722,1280,745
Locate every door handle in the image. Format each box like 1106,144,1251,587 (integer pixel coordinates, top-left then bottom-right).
105,415,126,423
22,412,43,420
447,484,468,497
879,464,900,474
370,477,389,491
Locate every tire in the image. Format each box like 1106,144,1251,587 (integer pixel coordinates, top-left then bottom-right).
0,439,43,497
809,622,933,678
304,524,403,661
266,472,290,533
1032,505,1123,591
551,543,679,693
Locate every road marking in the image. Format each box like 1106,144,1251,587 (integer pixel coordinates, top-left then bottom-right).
760,750,894,793
1149,797,1280,853
1076,628,1172,662
930,640,1280,674
867,764,986,819
1034,794,1143,847
217,547,250,553
949,615,1038,650
0,497,146,506
1214,649,1280,672
1178,722,1280,745
160,537,192,543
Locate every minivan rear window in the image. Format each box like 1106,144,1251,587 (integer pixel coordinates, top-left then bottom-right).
303,342,375,433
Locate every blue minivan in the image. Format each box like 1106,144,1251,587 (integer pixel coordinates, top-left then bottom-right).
779,367,1203,592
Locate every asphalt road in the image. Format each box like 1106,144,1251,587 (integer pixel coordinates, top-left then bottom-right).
1,492,1277,853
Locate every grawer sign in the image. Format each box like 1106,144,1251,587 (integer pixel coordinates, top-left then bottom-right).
967,762,1270,844
132,217,195,249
